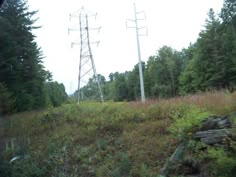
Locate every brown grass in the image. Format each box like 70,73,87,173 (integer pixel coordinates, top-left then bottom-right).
130,90,236,115
1,90,236,176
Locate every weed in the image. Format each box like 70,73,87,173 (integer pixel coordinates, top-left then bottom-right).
200,147,236,177
168,106,211,139
1,91,236,176
96,138,107,150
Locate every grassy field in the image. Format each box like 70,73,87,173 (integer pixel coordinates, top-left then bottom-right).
0,91,236,177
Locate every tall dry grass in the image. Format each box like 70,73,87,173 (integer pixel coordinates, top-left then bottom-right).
1,90,236,176
130,90,236,115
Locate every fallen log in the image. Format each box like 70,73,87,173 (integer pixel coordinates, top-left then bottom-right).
200,116,232,131
159,113,235,177
194,129,232,145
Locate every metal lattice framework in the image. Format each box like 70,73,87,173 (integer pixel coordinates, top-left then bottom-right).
69,8,103,103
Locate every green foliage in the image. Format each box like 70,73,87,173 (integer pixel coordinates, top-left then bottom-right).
96,138,107,150
0,0,67,113
0,82,15,114
113,152,132,177
131,163,150,177
139,163,149,177
75,0,236,101
2,0,236,176
0,0,45,112
10,158,48,177
44,82,68,107
114,73,129,101
180,6,236,94
145,46,183,98
119,152,132,175
96,47,184,101
1,91,236,177
169,106,211,138
203,147,236,177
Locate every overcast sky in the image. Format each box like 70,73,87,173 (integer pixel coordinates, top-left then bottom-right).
28,0,224,94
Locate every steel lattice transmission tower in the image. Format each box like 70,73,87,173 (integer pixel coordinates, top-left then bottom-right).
69,7,104,103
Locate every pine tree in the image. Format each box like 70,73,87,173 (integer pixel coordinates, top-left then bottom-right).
220,0,236,89
0,0,47,111
0,82,15,115
180,9,226,92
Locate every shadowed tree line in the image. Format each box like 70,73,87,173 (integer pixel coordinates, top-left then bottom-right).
0,0,67,114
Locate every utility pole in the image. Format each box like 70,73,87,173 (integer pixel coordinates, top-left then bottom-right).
127,3,147,102
69,7,104,104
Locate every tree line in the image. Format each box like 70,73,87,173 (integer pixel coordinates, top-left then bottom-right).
1,0,235,113
78,0,236,101
0,0,67,115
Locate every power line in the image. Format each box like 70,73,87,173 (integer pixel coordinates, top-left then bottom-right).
69,7,104,104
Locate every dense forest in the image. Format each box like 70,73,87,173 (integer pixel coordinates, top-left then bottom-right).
78,0,236,101
0,0,67,115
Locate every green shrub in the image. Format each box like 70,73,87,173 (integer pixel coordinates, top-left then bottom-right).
139,163,149,177
169,106,211,138
96,138,107,150
10,157,48,177
118,152,132,176
206,147,236,177
2,94,235,177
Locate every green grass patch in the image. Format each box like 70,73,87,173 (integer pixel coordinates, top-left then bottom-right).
1,91,236,176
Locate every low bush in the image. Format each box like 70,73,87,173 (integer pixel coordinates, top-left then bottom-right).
1,91,236,176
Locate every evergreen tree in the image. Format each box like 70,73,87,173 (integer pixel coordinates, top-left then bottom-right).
0,82,15,115
73,2,236,101
45,82,68,107
0,0,47,111
220,0,236,89
180,7,236,93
